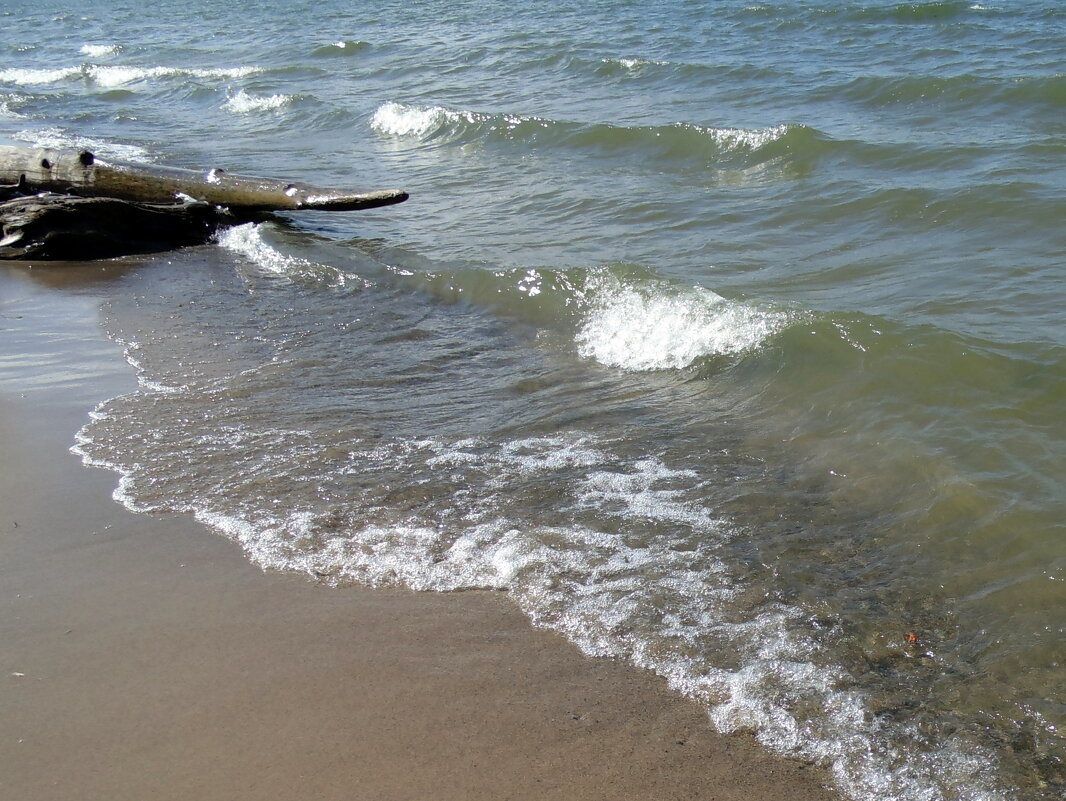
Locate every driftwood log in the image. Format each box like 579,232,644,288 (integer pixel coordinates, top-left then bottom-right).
0,146,408,212
0,145,409,260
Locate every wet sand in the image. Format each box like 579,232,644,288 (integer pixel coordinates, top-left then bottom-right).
0,263,840,801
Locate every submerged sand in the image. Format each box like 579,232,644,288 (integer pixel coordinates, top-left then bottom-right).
0,263,839,801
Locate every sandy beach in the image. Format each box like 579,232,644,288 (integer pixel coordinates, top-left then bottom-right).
0,262,839,801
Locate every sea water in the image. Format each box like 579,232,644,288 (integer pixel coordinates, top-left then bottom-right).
2,1,1064,798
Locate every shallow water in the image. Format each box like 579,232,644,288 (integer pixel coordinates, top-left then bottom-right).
3,2,1064,799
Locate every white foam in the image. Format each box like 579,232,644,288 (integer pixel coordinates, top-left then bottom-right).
85,64,262,88
700,122,791,151
579,459,717,530
498,435,606,475
370,101,451,137
0,66,83,85
576,274,787,371
70,397,1016,801
217,223,351,287
79,44,119,58
222,89,294,114
12,128,153,161
218,223,310,276
603,57,669,70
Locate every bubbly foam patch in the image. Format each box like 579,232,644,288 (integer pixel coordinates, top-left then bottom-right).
222,89,294,114
72,387,1012,801
575,274,788,370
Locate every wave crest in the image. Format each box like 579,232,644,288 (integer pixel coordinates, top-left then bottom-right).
222,89,295,114
576,272,789,371
12,127,153,161
370,101,816,167
0,64,262,88
79,44,120,58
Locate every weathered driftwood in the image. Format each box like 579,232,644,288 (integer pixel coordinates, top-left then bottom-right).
0,193,231,260
0,145,409,212
0,144,410,260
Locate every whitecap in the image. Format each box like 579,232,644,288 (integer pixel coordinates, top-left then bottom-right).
79,44,120,58
699,122,791,152
0,64,262,89
602,57,669,70
222,88,294,114
0,94,29,118
84,64,262,89
370,100,451,137
11,127,153,161
217,223,350,287
218,223,315,276
575,273,788,371
0,66,83,85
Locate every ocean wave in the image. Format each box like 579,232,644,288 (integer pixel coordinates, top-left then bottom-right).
311,39,371,57
596,56,670,75
0,64,263,88
878,1,985,22
575,272,790,371
217,223,357,287
376,259,791,370
11,127,153,161
0,66,83,86
0,93,29,118
829,72,1066,109
736,0,988,24
79,44,120,58
370,100,817,165
86,64,263,88
222,88,295,114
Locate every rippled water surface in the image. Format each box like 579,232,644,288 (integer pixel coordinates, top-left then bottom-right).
3,2,1064,799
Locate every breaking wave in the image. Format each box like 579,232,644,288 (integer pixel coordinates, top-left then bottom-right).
0,64,263,88
11,127,154,161
370,100,817,165
575,273,790,371
0,93,29,118
222,89,295,114
213,224,790,373
79,44,120,58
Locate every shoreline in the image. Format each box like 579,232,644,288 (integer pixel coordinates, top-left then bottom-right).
0,262,840,801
